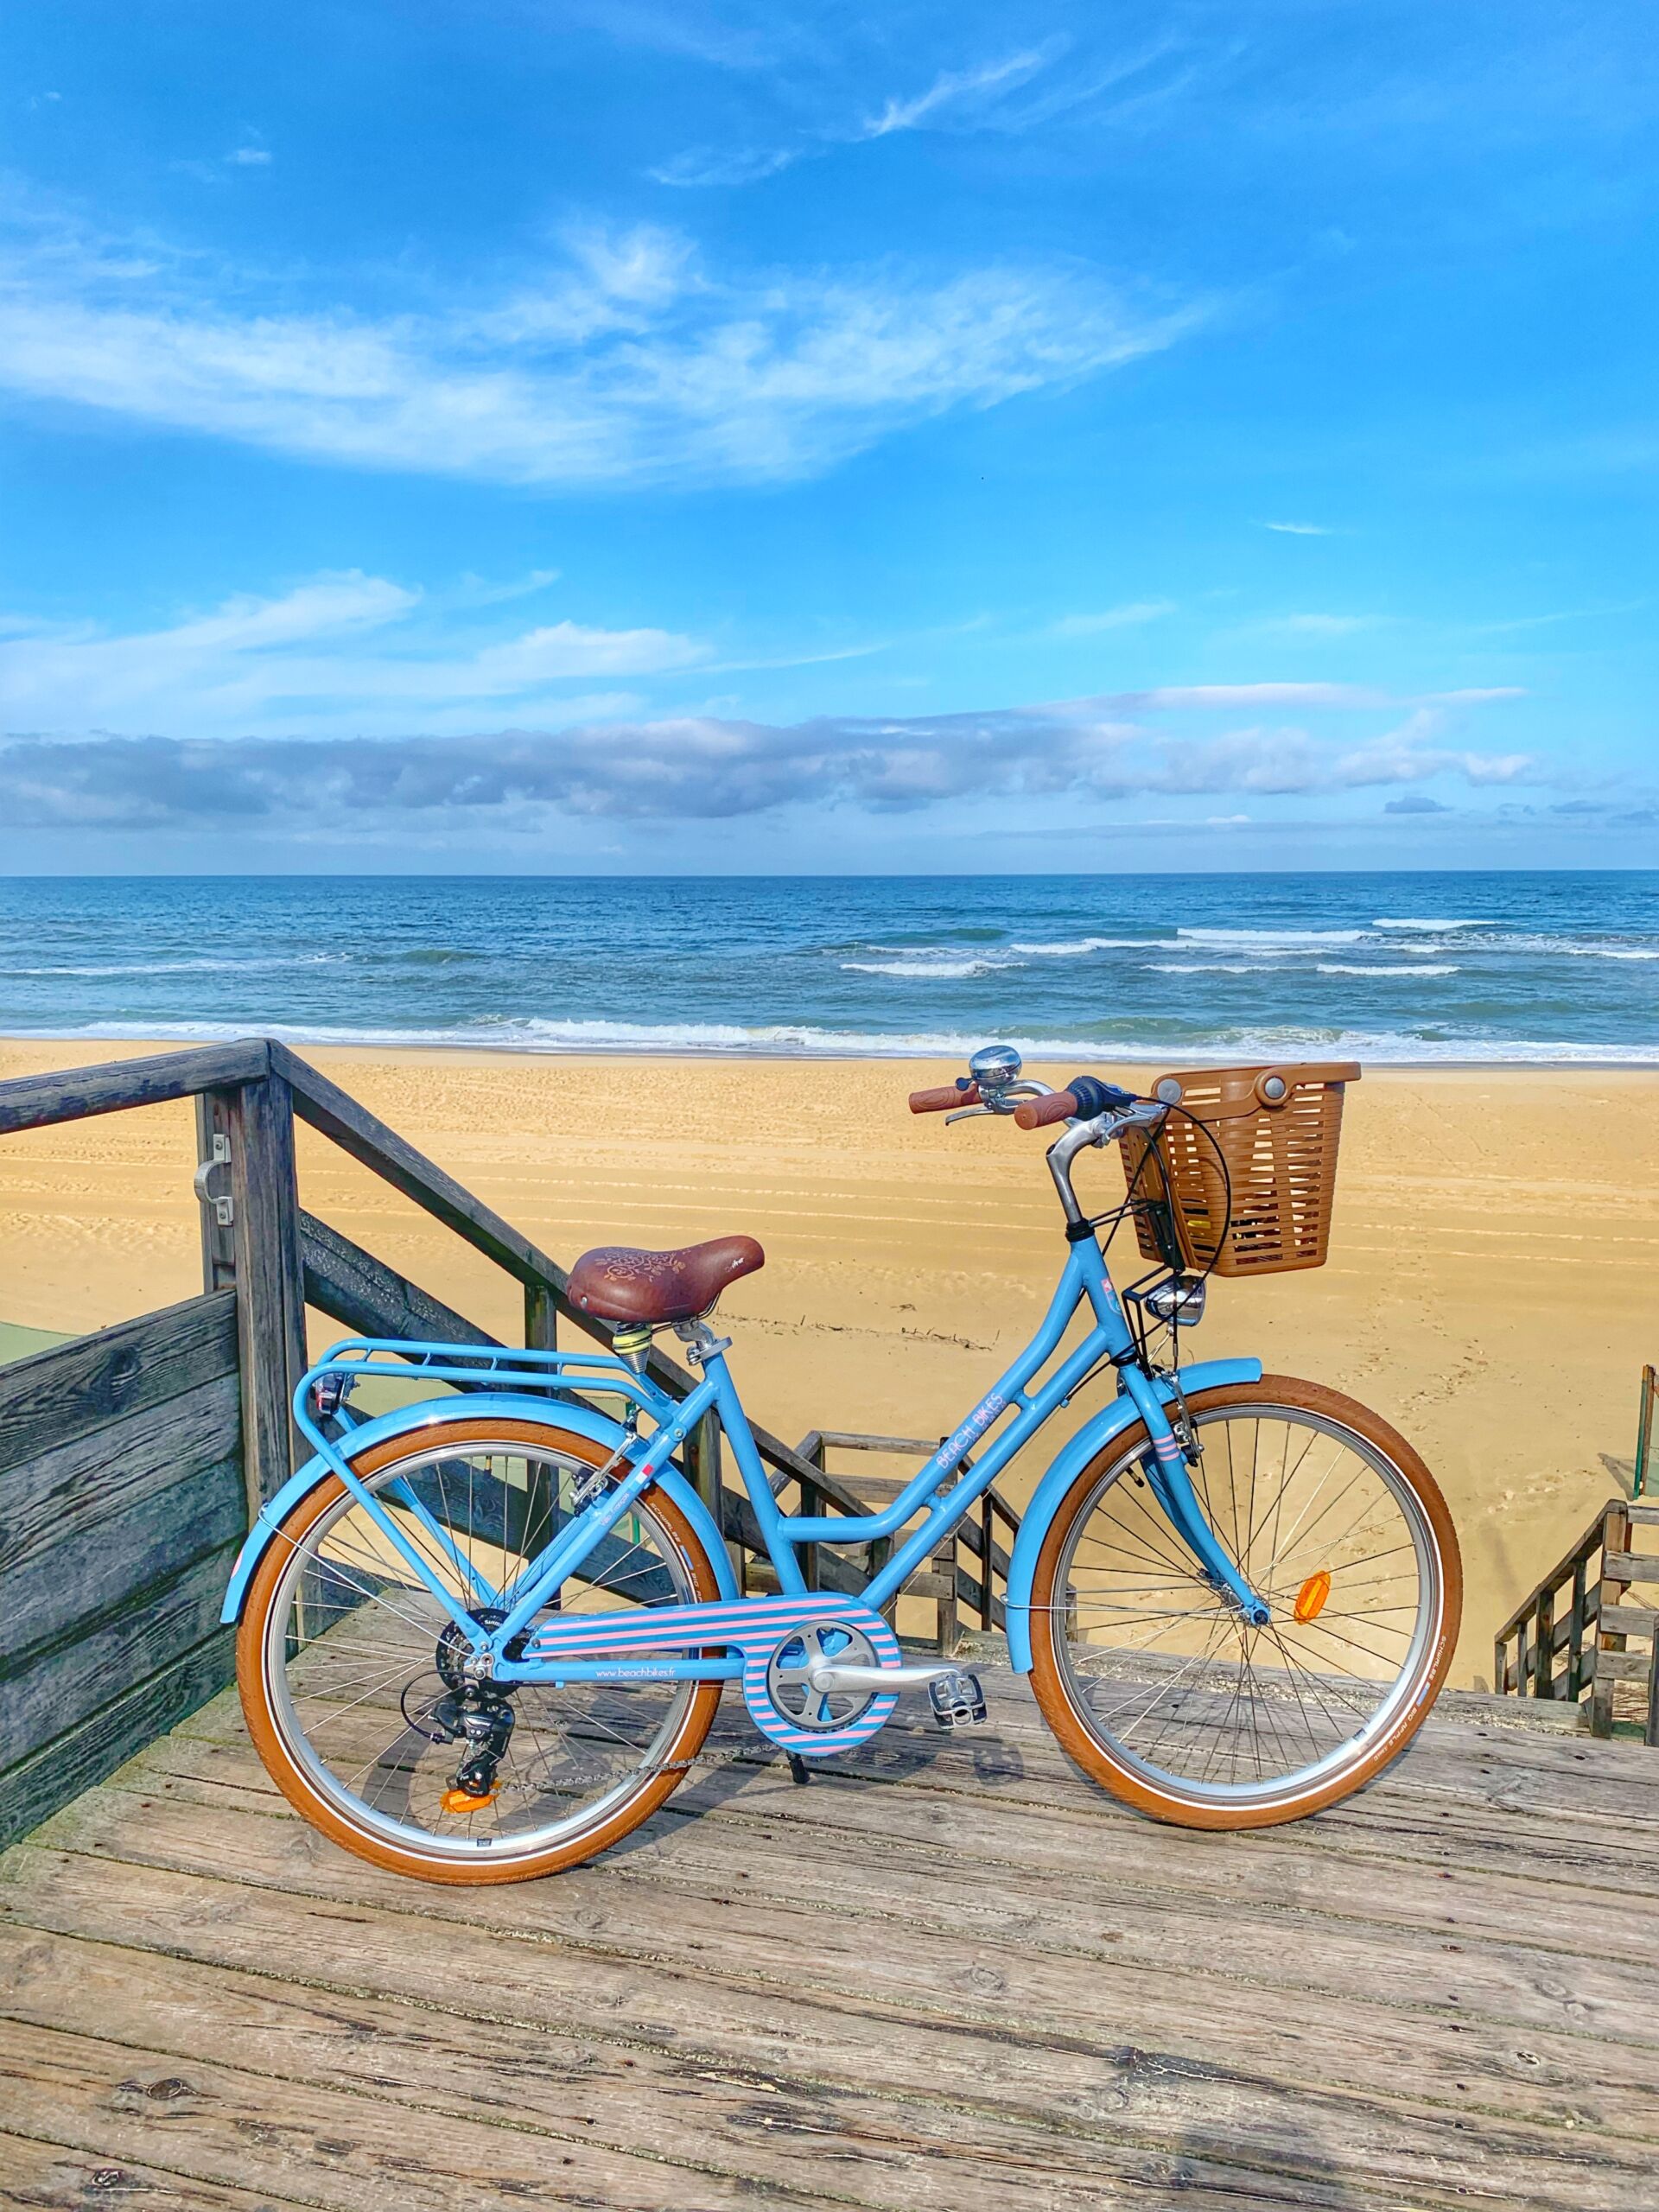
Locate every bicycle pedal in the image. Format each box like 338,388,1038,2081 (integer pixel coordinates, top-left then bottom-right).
928,1669,988,1731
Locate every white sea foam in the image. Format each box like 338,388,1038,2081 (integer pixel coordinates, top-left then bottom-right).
1005,937,1152,957
1316,963,1459,976
1,954,351,977
842,956,1019,979
1175,928,1364,950
16,1014,1659,1065
1373,918,1495,931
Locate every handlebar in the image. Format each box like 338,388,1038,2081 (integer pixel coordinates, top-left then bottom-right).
1013,1090,1077,1130
909,1082,979,1114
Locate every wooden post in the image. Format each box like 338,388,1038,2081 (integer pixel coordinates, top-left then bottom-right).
1567,1559,1587,1703
1591,1502,1631,1739
524,1281,558,1352
1532,1587,1554,1700
684,1408,734,1575
213,1075,308,1517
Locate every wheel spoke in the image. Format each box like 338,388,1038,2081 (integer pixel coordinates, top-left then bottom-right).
1044,1395,1444,1813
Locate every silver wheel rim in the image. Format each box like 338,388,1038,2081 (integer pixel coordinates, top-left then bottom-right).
261,1439,704,1863
1051,1403,1441,1809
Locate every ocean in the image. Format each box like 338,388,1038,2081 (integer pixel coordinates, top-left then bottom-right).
0,872,1655,1065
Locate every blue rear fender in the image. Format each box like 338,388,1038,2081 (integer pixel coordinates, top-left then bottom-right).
1003,1357,1262,1670
219,1389,740,1625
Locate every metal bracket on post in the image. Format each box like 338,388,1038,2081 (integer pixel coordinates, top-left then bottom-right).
194,1134,235,1227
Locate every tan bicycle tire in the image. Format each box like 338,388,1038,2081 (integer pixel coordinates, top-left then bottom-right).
236,1415,726,1884
1027,1375,1462,1831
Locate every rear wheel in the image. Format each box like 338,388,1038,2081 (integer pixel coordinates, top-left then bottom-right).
1027,1376,1460,1829
237,1417,725,1883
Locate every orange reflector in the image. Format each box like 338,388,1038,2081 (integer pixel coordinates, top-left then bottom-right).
1294,1570,1332,1624
441,1786,499,1814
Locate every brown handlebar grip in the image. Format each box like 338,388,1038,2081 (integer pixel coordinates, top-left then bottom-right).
909,1082,979,1115
1014,1090,1078,1130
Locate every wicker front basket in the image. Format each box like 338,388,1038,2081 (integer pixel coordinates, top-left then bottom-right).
1120,1062,1361,1277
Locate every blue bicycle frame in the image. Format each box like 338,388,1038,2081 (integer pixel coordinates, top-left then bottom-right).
271,1222,1269,1692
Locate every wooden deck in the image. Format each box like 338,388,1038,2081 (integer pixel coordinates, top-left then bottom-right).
3,1662,1658,2212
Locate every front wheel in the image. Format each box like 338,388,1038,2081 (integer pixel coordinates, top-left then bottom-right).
1027,1376,1461,1829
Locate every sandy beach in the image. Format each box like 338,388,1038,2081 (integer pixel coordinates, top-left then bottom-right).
2,1035,1656,1687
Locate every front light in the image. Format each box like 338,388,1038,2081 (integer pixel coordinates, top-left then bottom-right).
1146,1274,1206,1327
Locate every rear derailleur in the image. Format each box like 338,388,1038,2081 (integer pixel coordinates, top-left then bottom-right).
399,1608,524,1808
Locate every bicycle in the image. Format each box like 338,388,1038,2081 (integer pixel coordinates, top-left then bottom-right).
222,1046,1461,1883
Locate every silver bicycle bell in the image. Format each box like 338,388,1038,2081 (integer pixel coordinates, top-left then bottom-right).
969,1043,1024,1107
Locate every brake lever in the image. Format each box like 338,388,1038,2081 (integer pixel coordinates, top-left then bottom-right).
944,1103,995,1124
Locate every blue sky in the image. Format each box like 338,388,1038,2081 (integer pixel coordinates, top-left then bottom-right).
1,0,1655,872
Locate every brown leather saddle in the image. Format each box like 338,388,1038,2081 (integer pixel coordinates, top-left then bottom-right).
567,1234,765,1326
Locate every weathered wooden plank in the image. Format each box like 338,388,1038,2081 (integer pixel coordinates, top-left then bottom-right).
0,1918,1632,2212
78,1735,1659,2057
1600,1552,1659,1585
107,1716,1659,1965
1599,1604,1659,1637
0,1544,238,1777
299,1211,496,1349
0,2018,863,2212
0,2131,316,2212
0,1632,231,1849
11,1809,1658,2177
0,1292,237,1474
22,1787,1659,2142
0,1040,268,1137
219,1075,306,1514
0,1375,241,1664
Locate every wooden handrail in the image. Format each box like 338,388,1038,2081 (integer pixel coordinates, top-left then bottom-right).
1494,1516,1607,1649
0,1038,270,1136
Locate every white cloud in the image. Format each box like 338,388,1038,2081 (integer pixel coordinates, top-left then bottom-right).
1048,600,1175,636
1245,612,1383,639
861,48,1058,138
1261,520,1332,536
228,146,272,167
0,677,1536,830
0,211,1200,488
0,573,706,735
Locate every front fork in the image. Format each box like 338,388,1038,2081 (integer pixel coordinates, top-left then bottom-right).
1115,1363,1271,1626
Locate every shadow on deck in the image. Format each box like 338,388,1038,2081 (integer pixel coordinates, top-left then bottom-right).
3,1662,1659,2212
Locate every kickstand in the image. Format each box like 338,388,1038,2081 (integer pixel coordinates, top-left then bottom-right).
785,1752,812,1787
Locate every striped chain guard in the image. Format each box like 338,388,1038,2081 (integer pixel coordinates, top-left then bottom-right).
524,1592,903,1757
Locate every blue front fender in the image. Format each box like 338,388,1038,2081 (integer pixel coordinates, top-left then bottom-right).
219,1389,740,1624
1003,1357,1262,1670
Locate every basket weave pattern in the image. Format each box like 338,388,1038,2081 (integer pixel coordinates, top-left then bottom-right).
1122,1062,1360,1278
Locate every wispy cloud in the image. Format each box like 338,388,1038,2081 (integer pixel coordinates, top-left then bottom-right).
0,683,1535,833
0,573,706,736
651,32,1188,188
860,48,1058,138
1048,600,1175,637
0,209,1198,488
1261,520,1332,536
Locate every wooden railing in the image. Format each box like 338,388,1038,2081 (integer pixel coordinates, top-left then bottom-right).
787,1430,1020,1655
1494,1497,1659,1743
0,1037,1021,1840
